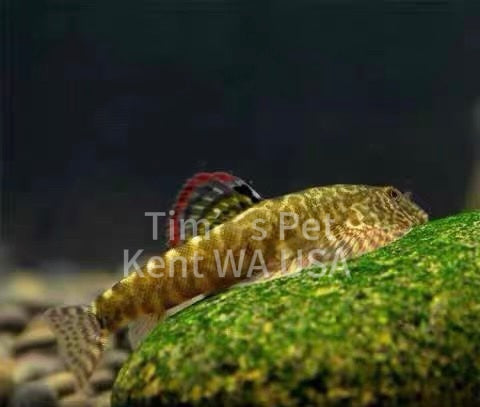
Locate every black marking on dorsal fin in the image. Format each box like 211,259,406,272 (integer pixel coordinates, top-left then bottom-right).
166,172,262,247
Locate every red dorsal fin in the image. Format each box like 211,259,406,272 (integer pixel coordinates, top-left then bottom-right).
166,172,262,248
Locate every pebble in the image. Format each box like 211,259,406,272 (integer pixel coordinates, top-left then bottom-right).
14,317,56,355
41,372,76,398
0,274,48,306
93,391,111,407
90,370,114,393
13,353,62,384
57,393,91,407
9,381,58,407
18,299,55,316
100,350,129,372
0,305,28,333
0,359,14,406
0,333,15,359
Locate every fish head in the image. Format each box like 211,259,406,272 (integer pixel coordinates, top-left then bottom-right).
355,186,428,237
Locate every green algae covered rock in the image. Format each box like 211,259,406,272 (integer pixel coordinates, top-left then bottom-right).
112,211,480,407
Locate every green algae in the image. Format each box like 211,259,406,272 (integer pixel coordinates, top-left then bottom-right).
112,211,480,407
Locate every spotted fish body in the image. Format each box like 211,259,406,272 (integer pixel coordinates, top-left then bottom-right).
44,174,428,389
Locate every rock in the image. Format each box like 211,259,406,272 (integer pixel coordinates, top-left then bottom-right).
14,317,56,355
0,305,29,333
9,381,58,407
112,211,480,406
13,354,62,384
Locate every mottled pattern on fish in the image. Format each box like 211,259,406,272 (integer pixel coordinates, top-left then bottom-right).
44,177,428,389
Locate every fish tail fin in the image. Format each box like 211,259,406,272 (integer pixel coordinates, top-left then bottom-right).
43,305,106,391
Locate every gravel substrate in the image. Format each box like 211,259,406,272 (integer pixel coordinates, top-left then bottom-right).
0,272,130,407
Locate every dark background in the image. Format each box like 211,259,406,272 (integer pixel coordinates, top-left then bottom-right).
1,0,480,267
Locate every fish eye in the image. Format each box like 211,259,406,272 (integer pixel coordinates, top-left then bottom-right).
387,188,401,201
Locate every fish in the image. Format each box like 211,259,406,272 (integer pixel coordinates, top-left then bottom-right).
44,171,428,390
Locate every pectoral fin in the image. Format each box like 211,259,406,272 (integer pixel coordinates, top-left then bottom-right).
128,314,162,350
165,293,209,318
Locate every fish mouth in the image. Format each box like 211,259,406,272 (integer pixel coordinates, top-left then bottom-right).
402,191,428,225
411,206,428,226
419,210,429,223
404,191,429,224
